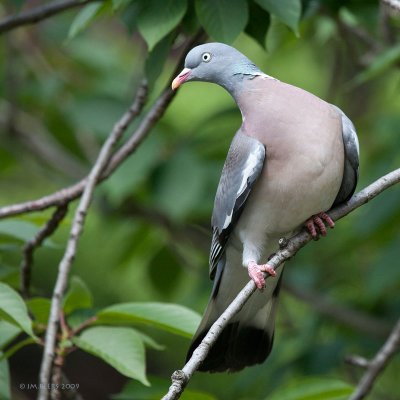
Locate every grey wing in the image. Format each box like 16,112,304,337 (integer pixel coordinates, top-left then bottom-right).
209,130,266,279
332,105,360,206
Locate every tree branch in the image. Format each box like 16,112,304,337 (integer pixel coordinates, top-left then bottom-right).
37,81,148,400
20,203,69,298
162,167,400,400
346,355,371,369
0,87,174,218
349,317,400,400
0,0,99,35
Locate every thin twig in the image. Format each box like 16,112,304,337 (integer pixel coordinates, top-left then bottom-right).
0,0,99,34
349,317,400,400
162,167,400,400
37,81,148,400
0,31,206,221
20,203,69,298
345,355,371,369
70,316,97,336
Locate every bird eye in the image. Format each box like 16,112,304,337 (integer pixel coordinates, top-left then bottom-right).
202,52,212,63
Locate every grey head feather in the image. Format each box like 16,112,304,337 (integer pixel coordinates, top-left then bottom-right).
183,43,263,96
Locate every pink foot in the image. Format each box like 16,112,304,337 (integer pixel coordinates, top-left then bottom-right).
248,261,276,290
305,212,335,239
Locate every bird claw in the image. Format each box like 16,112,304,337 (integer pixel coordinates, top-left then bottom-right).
248,261,276,290
305,212,335,239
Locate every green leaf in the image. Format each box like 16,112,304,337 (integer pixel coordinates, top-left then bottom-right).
266,15,291,53
112,0,132,11
102,135,162,206
0,337,37,362
63,276,93,315
26,297,51,325
0,264,17,283
97,302,201,338
66,309,96,330
119,1,142,33
154,149,209,220
0,219,55,247
0,220,40,243
0,356,11,400
195,0,248,43
181,0,200,35
68,2,104,39
339,7,359,27
72,326,149,385
0,321,21,349
145,34,174,89
245,1,270,48
267,377,354,400
134,330,165,351
137,0,187,51
0,282,34,338
255,0,301,33
148,247,182,296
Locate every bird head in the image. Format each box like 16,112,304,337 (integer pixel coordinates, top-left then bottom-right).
171,43,261,91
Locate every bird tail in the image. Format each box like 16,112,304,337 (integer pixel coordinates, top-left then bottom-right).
186,252,284,372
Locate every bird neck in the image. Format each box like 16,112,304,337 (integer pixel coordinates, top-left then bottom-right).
215,59,263,96
228,74,274,121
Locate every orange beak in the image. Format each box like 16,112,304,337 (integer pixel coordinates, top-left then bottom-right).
171,68,192,90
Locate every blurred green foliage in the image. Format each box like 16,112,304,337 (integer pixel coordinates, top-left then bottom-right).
0,0,399,399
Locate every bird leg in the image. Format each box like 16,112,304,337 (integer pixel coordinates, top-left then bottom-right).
248,261,276,290
305,212,335,239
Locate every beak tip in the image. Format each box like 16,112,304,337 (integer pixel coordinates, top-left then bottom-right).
171,78,180,91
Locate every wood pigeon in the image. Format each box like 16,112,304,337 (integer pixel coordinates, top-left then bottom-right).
172,43,360,372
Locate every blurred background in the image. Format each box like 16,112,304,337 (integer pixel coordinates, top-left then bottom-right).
0,0,399,399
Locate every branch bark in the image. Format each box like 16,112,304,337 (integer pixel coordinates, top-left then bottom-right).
0,0,99,34
20,203,69,298
349,317,400,400
162,167,400,400
37,81,148,400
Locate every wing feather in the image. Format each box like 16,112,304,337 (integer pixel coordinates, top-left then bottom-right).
332,105,360,206
209,130,266,278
